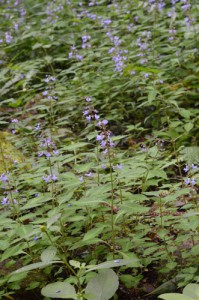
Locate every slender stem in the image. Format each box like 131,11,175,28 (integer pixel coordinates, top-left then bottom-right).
107,146,115,259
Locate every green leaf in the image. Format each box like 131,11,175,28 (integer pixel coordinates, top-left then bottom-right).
1,244,25,261
12,261,61,274
83,226,106,241
69,260,81,269
179,109,191,119
183,284,199,299
85,258,140,272
184,123,193,133
85,269,119,300
40,246,57,263
148,88,157,102
41,282,77,299
47,213,62,228
159,294,194,300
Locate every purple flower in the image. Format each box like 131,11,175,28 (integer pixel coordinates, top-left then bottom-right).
79,176,84,182
76,54,83,61
11,119,18,123
83,110,89,116
1,197,9,205
191,179,196,185
101,140,106,147
53,150,59,155
38,152,44,157
34,123,40,132
184,178,190,185
192,164,197,170
45,152,51,158
5,32,13,43
42,175,51,183
96,134,104,141
0,173,8,182
94,114,100,120
109,141,114,148
116,164,123,170
85,172,92,177
182,3,191,11
86,115,92,122
85,97,92,102
82,35,91,43
183,165,189,172
100,120,108,126
52,174,58,181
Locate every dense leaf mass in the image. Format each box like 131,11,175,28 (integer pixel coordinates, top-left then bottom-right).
0,0,198,299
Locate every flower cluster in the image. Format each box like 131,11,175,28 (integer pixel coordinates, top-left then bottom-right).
42,174,58,183
184,178,196,186
136,31,151,65
106,32,128,73
97,120,114,154
83,97,100,122
42,75,58,101
82,35,91,49
38,137,59,158
68,45,83,61
183,164,197,173
11,118,19,134
168,28,177,41
147,0,165,12
1,197,18,206
0,173,8,183
45,1,64,24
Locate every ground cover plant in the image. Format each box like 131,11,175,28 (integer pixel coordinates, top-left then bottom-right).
0,0,199,299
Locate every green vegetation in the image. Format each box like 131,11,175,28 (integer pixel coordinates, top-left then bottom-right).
0,0,198,299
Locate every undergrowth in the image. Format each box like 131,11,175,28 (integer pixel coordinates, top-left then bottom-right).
0,0,198,299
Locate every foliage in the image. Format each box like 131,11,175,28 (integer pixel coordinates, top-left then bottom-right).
158,283,199,300
0,0,199,299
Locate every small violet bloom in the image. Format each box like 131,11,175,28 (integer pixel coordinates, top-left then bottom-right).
0,173,8,182
192,164,197,170
114,259,121,263
11,119,18,123
85,172,92,177
116,164,123,170
184,178,190,185
183,165,189,172
79,176,84,182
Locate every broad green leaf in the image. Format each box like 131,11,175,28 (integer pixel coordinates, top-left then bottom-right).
85,258,140,272
83,226,106,241
183,284,199,299
70,238,102,250
159,294,194,300
41,282,77,299
184,123,193,133
40,246,57,263
85,269,119,300
120,203,149,214
47,213,62,228
69,260,81,269
1,244,25,261
12,261,61,274
148,88,157,102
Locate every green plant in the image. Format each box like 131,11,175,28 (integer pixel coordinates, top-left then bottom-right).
159,283,199,300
